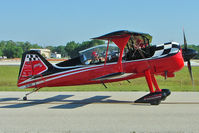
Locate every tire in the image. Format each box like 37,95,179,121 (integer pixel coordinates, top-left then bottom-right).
23,97,27,101
150,100,161,105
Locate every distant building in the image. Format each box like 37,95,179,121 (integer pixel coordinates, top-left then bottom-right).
51,52,61,58
30,49,51,58
0,56,7,59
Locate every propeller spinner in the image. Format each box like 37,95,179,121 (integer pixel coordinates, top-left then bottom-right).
182,30,198,85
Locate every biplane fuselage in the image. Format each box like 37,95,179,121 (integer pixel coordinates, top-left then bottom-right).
17,43,184,89
44,49,184,87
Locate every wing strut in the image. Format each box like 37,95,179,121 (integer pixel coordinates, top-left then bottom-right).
111,35,131,72
104,40,110,65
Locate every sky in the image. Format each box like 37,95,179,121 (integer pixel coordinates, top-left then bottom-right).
0,0,199,46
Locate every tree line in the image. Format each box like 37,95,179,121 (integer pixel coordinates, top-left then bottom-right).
0,40,199,59
46,40,105,58
0,40,42,58
0,40,105,58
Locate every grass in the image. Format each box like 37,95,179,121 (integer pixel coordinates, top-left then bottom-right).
0,65,198,91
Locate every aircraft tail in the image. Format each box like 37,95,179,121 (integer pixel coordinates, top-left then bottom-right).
17,50,53,88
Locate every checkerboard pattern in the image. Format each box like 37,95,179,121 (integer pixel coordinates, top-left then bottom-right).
25,54,40,61
152,42,180,57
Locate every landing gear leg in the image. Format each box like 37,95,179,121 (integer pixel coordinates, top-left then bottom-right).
23,88,40,100
135,69,171,105
151,74,170,101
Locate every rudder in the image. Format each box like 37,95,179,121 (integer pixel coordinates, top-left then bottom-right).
17,50,52,88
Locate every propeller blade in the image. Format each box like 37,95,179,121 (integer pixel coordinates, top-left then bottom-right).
183,29,188,51
164,71,167,80
187,60,194,85
182,30,195,86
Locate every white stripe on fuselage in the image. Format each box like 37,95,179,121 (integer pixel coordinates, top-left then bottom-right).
19,66,103,89
19,63,110,85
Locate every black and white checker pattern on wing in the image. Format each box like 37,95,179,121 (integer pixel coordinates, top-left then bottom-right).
25,54,40,61
152,42,180,58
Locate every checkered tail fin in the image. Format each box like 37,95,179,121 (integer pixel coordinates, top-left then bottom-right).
17,50,53,86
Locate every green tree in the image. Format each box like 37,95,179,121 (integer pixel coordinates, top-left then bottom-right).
18,41,31,52
65,41,79,58
18,41,42,52
14,46,23,58
0,41,6,56
0,40,42,58
78,40,105,51
65,40,105,58
45,46,55,52
56,45,67,57
0,49,2,56
31,43,42,49
3,40,23,58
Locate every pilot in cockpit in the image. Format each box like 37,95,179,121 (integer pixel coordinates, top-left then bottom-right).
91,51,99,64
126,35,148,60
133,35,145,49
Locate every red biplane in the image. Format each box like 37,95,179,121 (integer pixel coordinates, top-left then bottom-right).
17,30,198,105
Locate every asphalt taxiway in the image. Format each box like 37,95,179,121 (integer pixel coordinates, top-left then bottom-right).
0,92,199,133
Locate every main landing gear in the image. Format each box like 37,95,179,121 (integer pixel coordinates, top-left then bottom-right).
135,69,171,105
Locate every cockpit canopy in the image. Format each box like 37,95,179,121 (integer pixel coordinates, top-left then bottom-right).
56,30,154,67
79,44,119,65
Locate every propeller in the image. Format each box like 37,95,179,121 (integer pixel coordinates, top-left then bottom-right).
182,30,198,85
187,60,193,84
183,29,187,51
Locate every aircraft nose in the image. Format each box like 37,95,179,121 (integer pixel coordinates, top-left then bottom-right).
182,48,198,62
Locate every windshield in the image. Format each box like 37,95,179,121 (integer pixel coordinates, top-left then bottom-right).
79,44,119,65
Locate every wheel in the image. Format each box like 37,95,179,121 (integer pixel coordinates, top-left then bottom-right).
150,100,161,105
23,96,27,101
162,97,166,101
161,92,167,101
